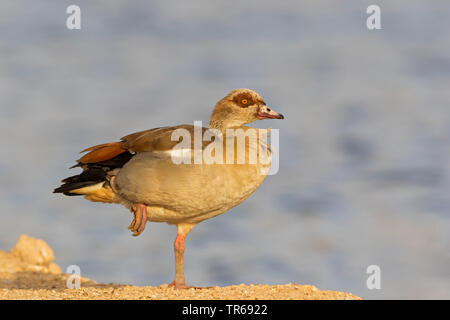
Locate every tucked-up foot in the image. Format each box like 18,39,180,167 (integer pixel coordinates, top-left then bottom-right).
128,203,148,236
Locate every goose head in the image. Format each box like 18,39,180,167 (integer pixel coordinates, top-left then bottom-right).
209,88,284,129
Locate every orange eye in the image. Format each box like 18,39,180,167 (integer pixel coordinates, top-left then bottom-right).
241,99,248,104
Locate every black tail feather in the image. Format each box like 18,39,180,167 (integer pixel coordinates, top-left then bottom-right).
53,181,102,195
54,151,134,195
53,168,107,194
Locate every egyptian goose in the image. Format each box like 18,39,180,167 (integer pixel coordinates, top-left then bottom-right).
54,88,284,288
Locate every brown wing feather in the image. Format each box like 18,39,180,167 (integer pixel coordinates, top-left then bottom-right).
75,128,163,165
121,125,209,153
78,141,127,164
78,122,232,166
77,125,203,164
120,127,172,152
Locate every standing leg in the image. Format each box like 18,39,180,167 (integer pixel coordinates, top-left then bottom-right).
169,223,196,289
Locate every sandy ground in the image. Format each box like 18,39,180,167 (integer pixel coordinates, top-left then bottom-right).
0,235,361,300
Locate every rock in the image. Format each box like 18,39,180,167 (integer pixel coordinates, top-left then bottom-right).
48,263,62,274
0,251,25,273
0,234,62,274
11,234,55,266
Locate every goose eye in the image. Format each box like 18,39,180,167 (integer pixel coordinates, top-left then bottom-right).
241,99,248,104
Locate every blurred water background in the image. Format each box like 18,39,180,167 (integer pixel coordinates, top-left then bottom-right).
1,0,450,299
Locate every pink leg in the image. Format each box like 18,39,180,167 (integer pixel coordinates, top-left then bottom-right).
168,234,190,289
128,203,148,237
110,176,148,237
168,223,196,289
